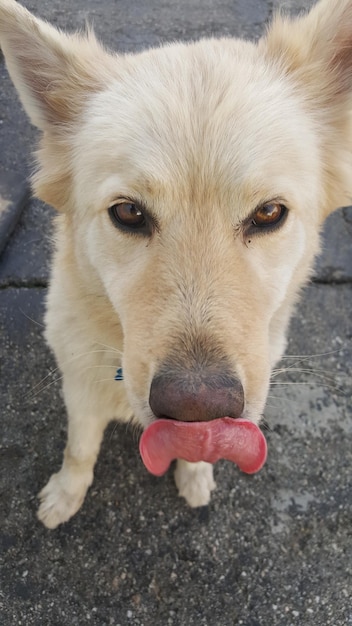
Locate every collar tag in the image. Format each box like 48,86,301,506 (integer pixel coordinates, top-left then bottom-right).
115,367,124,381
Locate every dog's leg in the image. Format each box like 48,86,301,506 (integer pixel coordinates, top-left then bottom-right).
36,361,132,529
174,460,216,507
37,402,110,529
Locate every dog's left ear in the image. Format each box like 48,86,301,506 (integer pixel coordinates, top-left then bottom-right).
260,0,352,217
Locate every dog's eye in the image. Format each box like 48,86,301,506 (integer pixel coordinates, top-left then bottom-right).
245,202,288,236
252,203,286,227
108,201,147,233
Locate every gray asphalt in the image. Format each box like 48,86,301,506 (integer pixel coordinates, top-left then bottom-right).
0,1,351,625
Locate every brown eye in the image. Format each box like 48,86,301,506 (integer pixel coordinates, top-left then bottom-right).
108,200,153,235
109,202,145,228
252,203,285,227
243,202,288,238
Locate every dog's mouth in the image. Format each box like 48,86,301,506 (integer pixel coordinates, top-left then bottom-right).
139,417,267,476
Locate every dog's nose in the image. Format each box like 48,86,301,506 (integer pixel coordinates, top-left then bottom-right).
149,367,244,422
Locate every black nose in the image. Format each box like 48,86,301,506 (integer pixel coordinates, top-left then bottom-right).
149,366,244,422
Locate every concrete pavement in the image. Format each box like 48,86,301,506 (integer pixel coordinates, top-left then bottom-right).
0,1,351,625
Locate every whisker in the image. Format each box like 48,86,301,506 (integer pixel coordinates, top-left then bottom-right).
265,396,284,406
260,416,271,431
19,307,45,328
28,373,65,399
270,367,345,394
94,341,123,356
26,364,63,398
272,349,344,380
108,422,120,441
26,348,122,398
269,382,344,394
272,364,335,374
272,363,336,378
270,381,326,385
271,368,340,384
280,349,342,359
83,364,117,370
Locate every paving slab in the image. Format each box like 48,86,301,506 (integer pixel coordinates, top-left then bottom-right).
271,0,315,13
0,284,351,626
315,208,352,282
0,198,54,285
0,55,34,257
0,170,29,259
0,1,351,626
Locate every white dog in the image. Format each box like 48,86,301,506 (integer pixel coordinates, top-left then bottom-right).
0,0,351,528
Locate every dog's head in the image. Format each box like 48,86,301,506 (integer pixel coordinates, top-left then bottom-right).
1,0,352,438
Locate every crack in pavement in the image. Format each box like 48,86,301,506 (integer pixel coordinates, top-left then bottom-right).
0,280,48,290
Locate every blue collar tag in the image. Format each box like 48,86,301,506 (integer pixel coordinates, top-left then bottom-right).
114,367,124,381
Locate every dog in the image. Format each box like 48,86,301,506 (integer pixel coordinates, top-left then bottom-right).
1,0,351,528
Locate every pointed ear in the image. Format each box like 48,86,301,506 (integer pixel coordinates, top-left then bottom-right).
259,0,352,216
0,0,117,129
260,0,352,101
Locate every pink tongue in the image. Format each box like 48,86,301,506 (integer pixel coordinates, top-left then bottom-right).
139,417,267,477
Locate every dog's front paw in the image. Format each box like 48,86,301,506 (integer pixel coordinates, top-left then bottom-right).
37,469,92,529
174,460,216,507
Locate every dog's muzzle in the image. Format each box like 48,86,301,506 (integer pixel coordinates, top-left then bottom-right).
139,364,267,476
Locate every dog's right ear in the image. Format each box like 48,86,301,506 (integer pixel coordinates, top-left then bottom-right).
0,0,117,130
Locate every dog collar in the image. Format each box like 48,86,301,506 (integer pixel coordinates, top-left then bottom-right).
114,367,124,381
